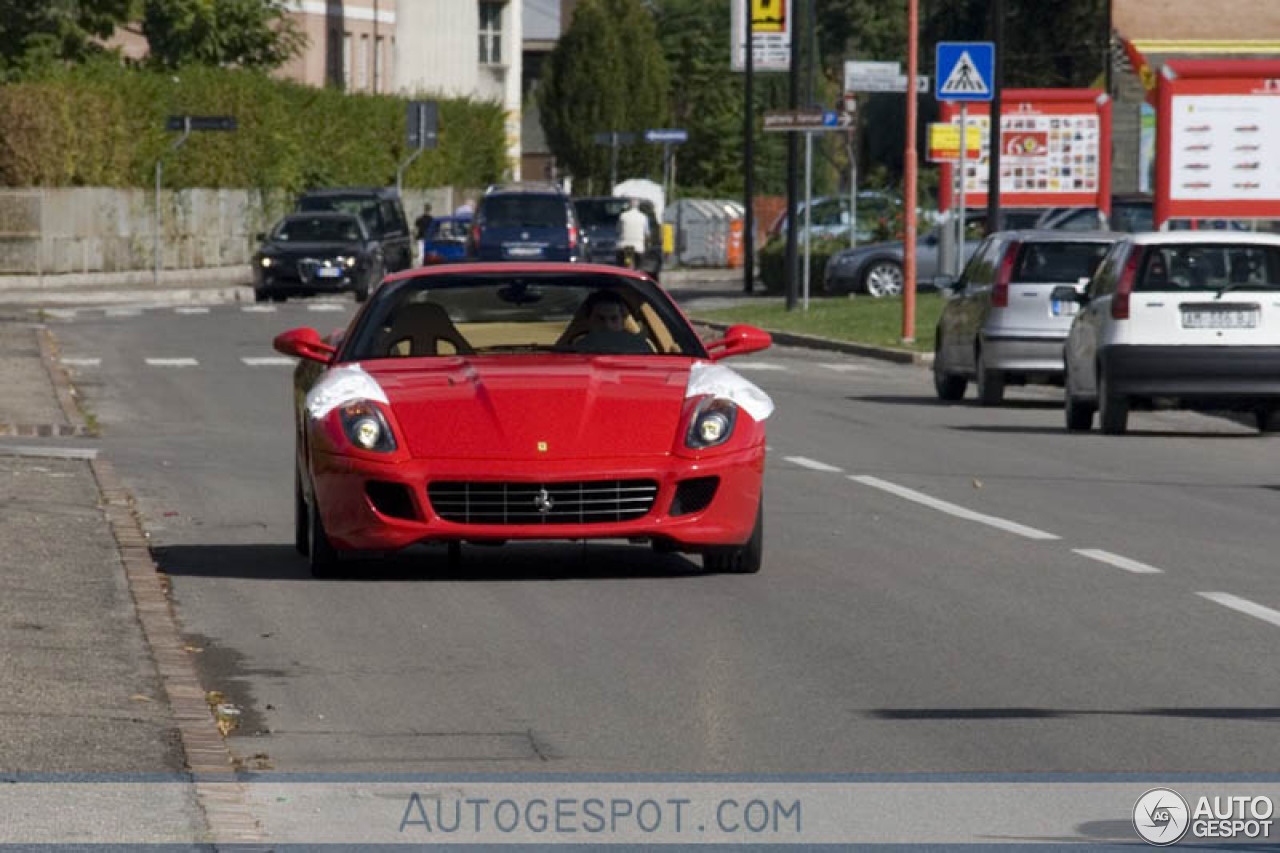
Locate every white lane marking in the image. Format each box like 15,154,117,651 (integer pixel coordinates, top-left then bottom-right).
145,358,199,367
241,305,276,313
1198,592,1280,629
0,445,99,460
44,309,78,320
104,308,141,317
308,303,347,312
818,363,871,373
730,361,789,371
1072,548,1164,575
849,474,1060,541
784,456,843,473
175,307,210,315
60,357,101,367
242,356,295,367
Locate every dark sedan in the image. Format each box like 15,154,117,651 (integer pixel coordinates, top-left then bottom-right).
254,212,386,303
573,197,663,279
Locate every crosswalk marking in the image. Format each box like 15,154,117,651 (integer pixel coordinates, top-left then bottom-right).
241,357,295,367
145,358,199,367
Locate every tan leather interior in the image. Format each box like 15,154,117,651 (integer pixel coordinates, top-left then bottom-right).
378,302,476,356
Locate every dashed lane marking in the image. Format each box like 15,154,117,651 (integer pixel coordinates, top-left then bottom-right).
241,305,276,313
241,356,295,367
144,358,199,367
1073,548,1164,575
730,362,789,371
104,308,141,317
307,303,347,312
849,474,1060,541
175,307,210,315
818,363,873,372
60,358,101,367
1198,592,1280,629
784,456,844,473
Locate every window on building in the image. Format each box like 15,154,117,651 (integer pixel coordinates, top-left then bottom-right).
343,32,352,90
479,2,504,65
374,36,385,92
358,34,369,90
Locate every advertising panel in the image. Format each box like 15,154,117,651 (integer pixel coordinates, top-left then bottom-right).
938,89,1112,214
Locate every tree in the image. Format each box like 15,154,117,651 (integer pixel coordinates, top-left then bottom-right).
142,0,304,71
537,0,669,188
0,0,133,80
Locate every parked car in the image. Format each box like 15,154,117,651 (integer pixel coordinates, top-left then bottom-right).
1060,232,1280,434
420,216,471,265
471,185,582,262
573,196,663,279
932,230,1119,405
295,187,413,272
767,192,901,244
272,262,775,577
253,212,386,303
824,216,989,297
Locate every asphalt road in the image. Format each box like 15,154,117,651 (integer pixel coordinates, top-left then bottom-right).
48,297,1280,775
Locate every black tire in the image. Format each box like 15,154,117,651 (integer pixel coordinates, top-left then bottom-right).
254,288,269,304
270,294,287,303
975,347,1005,407
1098,369,1129,436
1255,406,1279,434
1063,365,1095,432
308,494,341,578
702,498,763,575
294,470,309,557
861,260,904,298
933,333,967,401
354,281,370,303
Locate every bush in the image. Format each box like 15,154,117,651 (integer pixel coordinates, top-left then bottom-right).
757,235,847,295
0,61,508,193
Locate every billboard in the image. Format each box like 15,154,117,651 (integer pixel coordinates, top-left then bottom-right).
1155,60,1280,226
938,89,1112,214
730,0,791,72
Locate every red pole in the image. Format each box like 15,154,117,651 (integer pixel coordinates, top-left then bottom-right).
902,0,918,342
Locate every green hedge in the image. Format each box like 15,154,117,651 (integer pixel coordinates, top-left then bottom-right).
757,236,847,295
0,61,508,192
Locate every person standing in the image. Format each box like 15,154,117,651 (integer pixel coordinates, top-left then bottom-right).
617,199,649,270
414,204,434,265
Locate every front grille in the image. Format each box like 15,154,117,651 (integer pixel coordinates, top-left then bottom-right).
428,480,658,525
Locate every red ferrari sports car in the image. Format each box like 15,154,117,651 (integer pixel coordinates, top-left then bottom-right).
273,263,774,577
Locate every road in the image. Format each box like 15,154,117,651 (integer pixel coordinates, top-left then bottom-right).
48,298,1280,775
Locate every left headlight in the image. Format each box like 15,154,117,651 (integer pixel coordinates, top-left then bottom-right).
686,397,738,449
336,255,358,268
259,256,274,268
338,401,396,452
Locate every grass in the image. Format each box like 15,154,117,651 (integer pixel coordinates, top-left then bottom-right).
692,293,946,353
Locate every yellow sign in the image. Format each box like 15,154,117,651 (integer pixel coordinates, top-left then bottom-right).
752,0,786,33
927,123,982,162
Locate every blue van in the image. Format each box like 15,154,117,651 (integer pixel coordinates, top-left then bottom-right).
472,185,581,262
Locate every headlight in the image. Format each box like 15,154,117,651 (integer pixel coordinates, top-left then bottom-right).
338,401,396,452
336,255,357,268
260,256,274,268
686,398,738,449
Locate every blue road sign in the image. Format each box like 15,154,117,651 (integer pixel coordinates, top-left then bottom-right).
644,128,688,144
936,42,994,102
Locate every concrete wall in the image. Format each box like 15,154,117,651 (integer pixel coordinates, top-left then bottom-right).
0,186,456,277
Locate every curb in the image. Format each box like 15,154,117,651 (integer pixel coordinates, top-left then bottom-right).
696,319,933,366
0,265,252,291
0,285,254,308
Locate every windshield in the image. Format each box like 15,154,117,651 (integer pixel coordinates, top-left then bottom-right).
1110,202,1153,233
574,199,629,228
1013,242,1112,283
343,274,703,359
273,216,363,243
479,196,568,228
1136,244,1280,292
298,195,383,233
428,219,470,241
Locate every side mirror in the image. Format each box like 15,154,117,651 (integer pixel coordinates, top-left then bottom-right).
706,324,772,361
1050,285,1088,304
273,327,337,364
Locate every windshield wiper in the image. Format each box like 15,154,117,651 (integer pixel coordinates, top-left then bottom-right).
1215,282,1280,299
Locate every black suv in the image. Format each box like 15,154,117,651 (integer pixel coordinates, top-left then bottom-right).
574,196,663,279
295,187,413,272
472,184,581,262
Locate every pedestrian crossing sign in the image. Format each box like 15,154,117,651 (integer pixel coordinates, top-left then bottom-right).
936,42,994,102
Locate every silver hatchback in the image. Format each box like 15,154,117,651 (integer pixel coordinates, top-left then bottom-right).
932,230,1119,406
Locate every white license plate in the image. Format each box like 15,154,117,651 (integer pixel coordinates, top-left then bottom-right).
506,246,543,257
1182,309,1258,329
1051,300,1078,317
315,267,343,279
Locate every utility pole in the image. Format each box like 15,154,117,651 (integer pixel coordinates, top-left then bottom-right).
783,0,801,309
985,0,1005,235
743,0,755,294
902,0,919,342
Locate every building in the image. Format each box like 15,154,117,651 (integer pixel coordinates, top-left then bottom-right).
280,0,398,93
521,0,560,181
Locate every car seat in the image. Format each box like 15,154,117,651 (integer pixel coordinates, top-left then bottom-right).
378,302,475,356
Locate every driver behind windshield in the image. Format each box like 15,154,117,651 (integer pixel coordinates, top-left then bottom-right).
570,290,651,354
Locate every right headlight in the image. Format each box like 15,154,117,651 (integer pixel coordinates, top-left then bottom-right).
686,397,738,449
338,401,396,452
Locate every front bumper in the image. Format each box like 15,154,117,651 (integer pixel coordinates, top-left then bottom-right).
1102,345,1280,399
311,447,765,553
982,333,1067,374
257,268,361,294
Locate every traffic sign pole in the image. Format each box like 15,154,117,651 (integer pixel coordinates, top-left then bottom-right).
803,130,812,311
956,102,967,276
903,0,918,343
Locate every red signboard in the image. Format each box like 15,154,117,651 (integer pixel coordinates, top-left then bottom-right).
938,89,1112,215
1155,60,1280,228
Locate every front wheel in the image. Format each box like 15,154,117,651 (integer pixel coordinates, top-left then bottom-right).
702,498,763,574
933,332,967,401
975,347,1005,407
294,470,309,556
862,261,903,298
308,494,341,578
1255,405,1279,434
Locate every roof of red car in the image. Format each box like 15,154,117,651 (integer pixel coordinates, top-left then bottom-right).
383,262,654,285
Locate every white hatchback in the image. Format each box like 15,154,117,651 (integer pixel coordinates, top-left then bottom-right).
1060,232,1280,435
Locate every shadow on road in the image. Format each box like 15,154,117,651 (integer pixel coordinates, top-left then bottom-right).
154,542,706,582
849,395,1062,411
869,706,1280,721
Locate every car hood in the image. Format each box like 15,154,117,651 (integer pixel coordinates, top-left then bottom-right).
364,356,692,460
262,241,365,256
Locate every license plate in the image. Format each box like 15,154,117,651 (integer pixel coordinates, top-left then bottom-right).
506,246,543,258
315,267,342,279
1181,309,1258,329
1051,300,1078,318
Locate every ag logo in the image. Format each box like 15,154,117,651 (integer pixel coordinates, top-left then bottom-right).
1134,788,1190,846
